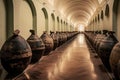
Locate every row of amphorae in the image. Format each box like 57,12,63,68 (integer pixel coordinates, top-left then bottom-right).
0,29,79,76
85,30,120,80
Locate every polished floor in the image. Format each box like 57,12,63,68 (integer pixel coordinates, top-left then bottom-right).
0,34,114,80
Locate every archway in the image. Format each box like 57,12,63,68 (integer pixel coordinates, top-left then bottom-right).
113,0,120,40
51,13,55,31
66,23,68,31
42,8,49,32
100,10,104,31
103,4,110,30
95,16,97,31
26,0,37,32
13,0,32,39
57,16,59,31
61,20,63,31
105,4,110,17
97,14,100,31
101,10,104,19
4,0,14,38
0,0,6,48
63,21,65,31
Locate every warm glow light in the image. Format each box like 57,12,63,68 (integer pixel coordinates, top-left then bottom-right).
78,25,85,31
98,0,103,4
48,0,54,6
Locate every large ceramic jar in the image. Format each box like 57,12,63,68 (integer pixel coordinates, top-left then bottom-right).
0,30,32,75
93,31,101,48
62,32,67,43
95,30,108,52
110,42,120,80
59,32,64,45
50,31,59,50
56,32,62,46
40,31,54,55
27,30,45,63
98,31,118,71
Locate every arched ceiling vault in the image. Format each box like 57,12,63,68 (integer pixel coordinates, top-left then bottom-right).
53,0,100,27
67,10,90,20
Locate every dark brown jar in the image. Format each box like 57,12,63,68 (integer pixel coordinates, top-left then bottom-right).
93,31,101,48
56,32,62,46
27,30,45,63
40,31,54,55
62,32,67,43
95,30,108,52
58,32,63,45
98,31,118,71
110,42,120,80
0,30,32,75
50,31,59,50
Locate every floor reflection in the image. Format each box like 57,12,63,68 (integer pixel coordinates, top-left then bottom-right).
47,34,101,80
72,34,87,48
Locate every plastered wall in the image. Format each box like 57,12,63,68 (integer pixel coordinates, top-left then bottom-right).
0,0,6,48
87,0,120,41
14,0,32,39
0,0,71,48
117,1,120,41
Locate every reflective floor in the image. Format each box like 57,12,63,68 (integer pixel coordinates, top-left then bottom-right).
0,34,114,80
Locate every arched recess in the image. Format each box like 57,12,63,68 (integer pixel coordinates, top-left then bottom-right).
4,0,14,38
51,13,55,31
66,23,68,31
94,17,97,31
93,18,97,31
100,10,104,31
42,8,49,32
92,19,94,31
101,10,104,19
63,21,66,31
105,4,110,17
98,14,100,21
13,0,32,39
104,4,110,30
57,16,59,31
26,0,37,32
61,20,63,31
113,0,120,40
0,0,6,48
97,14,100,31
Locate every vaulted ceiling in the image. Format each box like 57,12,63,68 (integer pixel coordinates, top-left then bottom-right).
53,0,101,27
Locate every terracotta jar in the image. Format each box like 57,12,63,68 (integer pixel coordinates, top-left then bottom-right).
67,32,70,40
27,30,45,63
110,42,120,79
66,32,70,40
95,30,108,52
0,30,32,75
93,31,101,49
59,32,64,45
62,32,67,43
56,32,62,46
98,31,118,71
40,31,54,55
50,31,59,50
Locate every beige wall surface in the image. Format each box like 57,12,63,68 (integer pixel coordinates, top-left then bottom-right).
0,0,6,48
117,1,120,41
14,0,32,39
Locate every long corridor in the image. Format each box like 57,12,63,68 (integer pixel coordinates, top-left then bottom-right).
10,34,114,80
0,0,120,80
